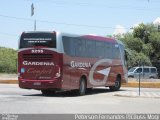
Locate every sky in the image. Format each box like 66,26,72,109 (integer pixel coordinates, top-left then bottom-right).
0,0,160,49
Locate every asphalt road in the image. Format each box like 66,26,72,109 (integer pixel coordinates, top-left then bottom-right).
0,84,160,114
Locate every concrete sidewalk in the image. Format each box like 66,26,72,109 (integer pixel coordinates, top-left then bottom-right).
0,74,18,84
114,91,160,98
114,87,160,98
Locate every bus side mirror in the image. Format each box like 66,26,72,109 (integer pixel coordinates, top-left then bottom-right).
125,50,128,61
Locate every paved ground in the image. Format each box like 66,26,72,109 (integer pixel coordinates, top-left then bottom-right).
114,87,160,98
0,84,160,114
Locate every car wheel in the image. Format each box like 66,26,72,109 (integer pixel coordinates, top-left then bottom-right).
149,76,155,79
128,75,134,78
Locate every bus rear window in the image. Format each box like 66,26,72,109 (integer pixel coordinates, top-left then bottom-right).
20,32,56,48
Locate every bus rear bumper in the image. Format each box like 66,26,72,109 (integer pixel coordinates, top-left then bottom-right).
18,79,62,90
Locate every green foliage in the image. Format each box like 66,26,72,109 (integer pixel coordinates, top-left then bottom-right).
133,23,157,44
148,32,160,60
142,43,154,57
0,47,17,73
127,50,151,68
133,23,146,40
116,23,160,68
126,37,143,53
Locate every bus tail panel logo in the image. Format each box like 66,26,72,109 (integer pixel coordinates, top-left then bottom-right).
23,61,54,66
97,67,111,76
89,59,112,86
70,61,91,68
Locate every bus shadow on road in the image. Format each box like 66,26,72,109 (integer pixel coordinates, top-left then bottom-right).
85,88,126,96
23,88,126,97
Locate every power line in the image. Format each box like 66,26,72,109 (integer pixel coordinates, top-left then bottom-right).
0,32,18,37
0,14,33,22
0,14,130,30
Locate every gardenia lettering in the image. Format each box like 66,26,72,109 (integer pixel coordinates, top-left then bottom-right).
70,61,91,68
23,61,54,66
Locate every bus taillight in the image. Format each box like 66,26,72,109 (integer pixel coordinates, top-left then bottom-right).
54,65,61,78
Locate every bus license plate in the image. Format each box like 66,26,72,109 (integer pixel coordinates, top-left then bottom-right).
33,82,41,86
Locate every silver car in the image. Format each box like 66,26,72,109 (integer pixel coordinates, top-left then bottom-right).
128,66,158,79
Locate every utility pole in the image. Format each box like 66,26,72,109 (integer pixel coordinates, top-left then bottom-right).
31,3,36,31
138,59,142,96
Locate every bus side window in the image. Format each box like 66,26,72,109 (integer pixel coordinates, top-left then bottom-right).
62,36,71,55
62,36,76,56
104,42,112,59
112,44,120,59
86,40,96,58
96,41,105,58
75,38,86,57
70,38,76,56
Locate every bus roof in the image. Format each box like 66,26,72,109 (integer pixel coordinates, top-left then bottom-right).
80,35,117,43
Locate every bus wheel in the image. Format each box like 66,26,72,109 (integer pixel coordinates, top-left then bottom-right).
109,76,121,91
77,78,86,96
41,90,55,96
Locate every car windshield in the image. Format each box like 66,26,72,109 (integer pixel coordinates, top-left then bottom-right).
128,67,136,72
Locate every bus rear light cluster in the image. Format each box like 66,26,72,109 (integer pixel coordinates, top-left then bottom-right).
54,65,61,78
55,73,61,78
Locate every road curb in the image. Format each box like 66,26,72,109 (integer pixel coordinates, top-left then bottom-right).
122,82,160,88
0,80,18,84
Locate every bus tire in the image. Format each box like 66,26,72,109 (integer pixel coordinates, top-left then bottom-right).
109,76,121,91
41,90,55,96
77,78,86,96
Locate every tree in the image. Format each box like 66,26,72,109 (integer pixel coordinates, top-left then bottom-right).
126,49,151,68
111,23,160,76
133,23,157,44
148,32,160,61
142,43,154,57
0,47,17,73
